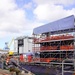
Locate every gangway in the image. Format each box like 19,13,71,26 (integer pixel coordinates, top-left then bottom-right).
62,59,75,75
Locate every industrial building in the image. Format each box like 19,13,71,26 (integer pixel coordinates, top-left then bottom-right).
31,15,75,75
14,36,33,54
33,15,75,63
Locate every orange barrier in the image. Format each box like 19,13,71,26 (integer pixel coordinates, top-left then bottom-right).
60,45,74,50
41,58,62,62
40,46,57,50
33,35,74,43
40,45,74,51
40,58,60,62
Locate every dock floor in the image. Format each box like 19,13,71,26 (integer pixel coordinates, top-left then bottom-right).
0,69,35,75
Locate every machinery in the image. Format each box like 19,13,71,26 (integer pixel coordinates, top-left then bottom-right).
4,38,14,50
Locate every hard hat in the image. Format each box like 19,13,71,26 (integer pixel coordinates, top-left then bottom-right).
8,51,14,56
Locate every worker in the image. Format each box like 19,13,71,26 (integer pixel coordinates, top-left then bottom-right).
19,54,24,63
28,55,33,62
1,54,7,69
7,51,21,75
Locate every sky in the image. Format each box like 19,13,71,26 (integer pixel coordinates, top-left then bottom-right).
0,0,75,50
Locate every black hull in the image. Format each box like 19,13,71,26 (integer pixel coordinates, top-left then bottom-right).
20,63,73,75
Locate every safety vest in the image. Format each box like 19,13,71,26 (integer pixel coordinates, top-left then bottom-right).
28,55,32,62
20,54,24,62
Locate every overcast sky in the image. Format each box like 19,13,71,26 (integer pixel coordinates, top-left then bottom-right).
0,0,75,50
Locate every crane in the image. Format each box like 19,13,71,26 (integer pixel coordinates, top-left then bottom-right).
4,38,14,50
8,38,14,49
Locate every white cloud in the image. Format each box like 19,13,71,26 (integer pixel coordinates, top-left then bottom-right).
0,0,28,38
33,0,75,6
0,0,17,11
33,1,75,22
0,0,75,39
0,0,43,38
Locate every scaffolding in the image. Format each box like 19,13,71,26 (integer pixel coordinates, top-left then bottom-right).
32,15,75,64
33,32,74,62
30,15,75,75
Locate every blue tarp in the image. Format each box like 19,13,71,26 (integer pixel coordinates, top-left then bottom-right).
23,52,34,56
33,15,75,35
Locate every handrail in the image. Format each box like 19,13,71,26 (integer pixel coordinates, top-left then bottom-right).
62,59,74,75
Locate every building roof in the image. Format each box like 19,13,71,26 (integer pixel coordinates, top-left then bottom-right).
15,36,34,40
33,15,75,35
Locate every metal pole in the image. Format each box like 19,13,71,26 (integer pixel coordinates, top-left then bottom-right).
62,60,64,75
74,33,75,70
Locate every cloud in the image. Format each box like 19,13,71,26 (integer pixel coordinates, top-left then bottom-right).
33,0,75,22
0,0,17,11
0,0,75,39
0,0,28,38
0,0,42,39
33,0,75,6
